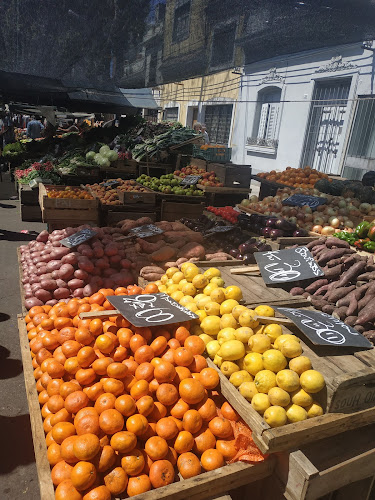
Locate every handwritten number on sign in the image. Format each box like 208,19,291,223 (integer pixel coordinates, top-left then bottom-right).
120,294,175,323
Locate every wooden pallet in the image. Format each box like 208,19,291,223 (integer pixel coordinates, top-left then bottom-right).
17,315,275,500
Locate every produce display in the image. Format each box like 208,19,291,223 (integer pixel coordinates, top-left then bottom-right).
181,215,272,263
88,180,150,206
242,186,370,234
86,145,119,168
15,160,62,185
137,174,204,196
256,166,330,189
174,166,224,187
314,177,375,204
55,152,99,177
156,265,326,427
206,206,239,224
46,187,94,200
335,221,375,252
289,237,375,343
237,212,308,239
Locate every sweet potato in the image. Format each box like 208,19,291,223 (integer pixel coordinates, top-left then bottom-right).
178,242,205,260
322,304,335,314
332,306,348,320
170,222,188,231
313,284,329,297
327,285,356,303
163,262,178,269
308,296,329,310
317,248,353,266
326,258,343,268
305,279,328,294
140,265,165,277
137,239,166,254
363,331,375,343
357,271,375,281
334,261,366,288
323,264,343,280
155,221,174,232
324,237,350,249
357,292,375,312
289,287,305,296
356,297,375,325
150,246,177,262
306,238,326,250
163,231,204,244
344,316,358,327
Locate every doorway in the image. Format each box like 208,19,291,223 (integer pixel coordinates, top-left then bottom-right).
186,106,198,128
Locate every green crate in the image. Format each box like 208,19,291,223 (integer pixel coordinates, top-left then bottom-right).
192,146,232,163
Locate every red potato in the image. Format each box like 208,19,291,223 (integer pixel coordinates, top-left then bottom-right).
25,298,44,309
104,244,118,256
74,269,89,281
46,260,62,272
73,288,84,298
58,264,75,281
120,259,132,269
35,289,53,302
61,253,78,266
40,279,58,291
78,258,94,273
68,279,85,290
54,288,70,300
83,284,97,297
93,246,104,258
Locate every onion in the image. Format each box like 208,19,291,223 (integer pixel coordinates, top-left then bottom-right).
312,225,323,233
321,226,335,236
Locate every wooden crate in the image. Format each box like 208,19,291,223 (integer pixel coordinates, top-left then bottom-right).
101,159,138,176
39,184,99,223
17,315,275,500
161,201,205,222
19,184,39,205
207,164,252,189
21,204,42,222
46,220,98,231
117,187,156,205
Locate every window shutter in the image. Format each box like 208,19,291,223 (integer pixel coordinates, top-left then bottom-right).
258,103,269,139
265,102,279,141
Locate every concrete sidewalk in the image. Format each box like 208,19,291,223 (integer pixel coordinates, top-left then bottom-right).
0,175,46,500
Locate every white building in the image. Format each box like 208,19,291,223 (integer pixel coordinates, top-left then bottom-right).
231,41,375,179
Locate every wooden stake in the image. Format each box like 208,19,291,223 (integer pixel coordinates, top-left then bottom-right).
79,310,121,320
230,265,260,275
254,315,294,326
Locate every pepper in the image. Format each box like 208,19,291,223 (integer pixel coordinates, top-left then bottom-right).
368,224,375,241
355,221,371,238
336,231,358,245
363,241,375,252
355,238,370,250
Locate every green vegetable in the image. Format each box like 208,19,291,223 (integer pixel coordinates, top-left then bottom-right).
335,231,358,245
355,221,371,238
363,241,375,252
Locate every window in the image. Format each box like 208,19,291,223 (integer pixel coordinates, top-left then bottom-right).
164,107,179,122
204,104,233,144
347,97,375,159
247,87,281,150
173,0,191,43
211,23,236,68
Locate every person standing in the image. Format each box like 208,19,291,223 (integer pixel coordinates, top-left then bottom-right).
26,116,44,139
201,123,210,145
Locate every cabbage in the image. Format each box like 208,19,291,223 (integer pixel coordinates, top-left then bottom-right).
97,156,110,167
86,151,96,161
94,153,103,165
99,145,111,155
107,150,118,162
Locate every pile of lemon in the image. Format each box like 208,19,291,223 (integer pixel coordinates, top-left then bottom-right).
156,263,326,428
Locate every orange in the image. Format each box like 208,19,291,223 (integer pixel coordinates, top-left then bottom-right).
193,428,217,455
201,448,224,471
94,392,116,414
136,395,154,417
93,445,116,473
95,334,114,354
126,414,148,436
73,433,100,461
52,422,76,444
174,347,194,367
183,409,203,434
60,435,79,464
155,417,179,440
77,346,96,368
149,459,174,489
209,417,233,439
110,431,137,454
121,449,145,476
144,436,169,461
75,368,96,386
51,460,74,486
135,362,154,382
174,430,194,454
170,399,190,419
199,367,219,390
221,402,239,421
47,442,63,466
179,378,205,405
150,336,167,356
83,485,111,500
154,360,176,383
174,326,190,345
83,381,104,402
107,362,128,379
55,479,82,500
216,439,238,460
177,452,201,479
134,345,154,365
92,357,113,376
156,383,178,406
126,474,151,497
99,409,124,435
188,354,208,373
103,466,128,495
129,334,147,353
115,394,136,417
102,377,124,396
71,461,97,491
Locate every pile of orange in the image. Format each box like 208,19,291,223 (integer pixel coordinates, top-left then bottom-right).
47,187,93,200
257,166,330,189
26,286,261,499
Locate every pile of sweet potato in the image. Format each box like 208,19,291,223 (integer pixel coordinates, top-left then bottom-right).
290,237,375,343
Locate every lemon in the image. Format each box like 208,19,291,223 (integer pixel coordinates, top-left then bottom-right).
158,284,167,292
263,323,283,342
286,404,307,423
221,361,240,377
291,389,313,407
210,288,226,304
276,370,300,393
262,349,287,372
237,356,245,370
191,324,203,336
184,266,199,281
251,393,271,414
199,334,212,346
185,302,198,313
204,301,221,316
161,274,168,284
300,370,325,393
253,325,266,335
178,279,188,290
206,340,221,358
201,316,221,336
172,271,184,284
192,274,209,289
213,354,223,367
239,310,259,329
254,370,277,393
196,296,211,309
166,267,179,278
180,262,192,272
220,314,238,330
154,280,161,286
280,340,303,359
235,327,254,343
218,340,246,361
232,305,248,321
171,291,184,302
274,334,300,350
166,279,174,287
195,310,207,322
243,352,264,376
224,285,243,301
229,370,252,387
264,406,287,427
254,305,275,317
248,334,271,354
289,356,312,375
179,296,194,307
194,293,207,303
217,328,236,345
306,402,324,418
239,381,258,401
181,283,197,297
268,387,291,407
220,299,239,315
167,284,180,295
203,267,221,280
210,277,225,287
203,283,218,296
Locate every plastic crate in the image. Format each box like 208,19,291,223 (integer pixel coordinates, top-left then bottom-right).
193,146,232,163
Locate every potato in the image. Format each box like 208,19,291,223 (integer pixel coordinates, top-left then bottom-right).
35,289,53,302
54,288,70,299
25,297,44,309
74,269,89,281
58,264,75,280
68,279,85,290
46,260,62,272
61,253,78,266
40,279,58,291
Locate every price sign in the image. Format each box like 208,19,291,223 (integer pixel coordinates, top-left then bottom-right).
107,293,198,327
129,224,164,239
102,180,120,187
204,225,235,238
180,175,201,186
60,228,97,248
275,307,372,349
254,246,324,285
282,194,327,209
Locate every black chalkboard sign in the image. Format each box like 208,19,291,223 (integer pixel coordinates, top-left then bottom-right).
204,225,235,238
180,175,201,186
282,194,327,209
102,180,120,187
129,224,164,239
60,228,97,248
254,246,324,284
107,293,198,327
275,307,373,349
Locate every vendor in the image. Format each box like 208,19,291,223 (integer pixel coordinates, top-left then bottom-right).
26,116,44,139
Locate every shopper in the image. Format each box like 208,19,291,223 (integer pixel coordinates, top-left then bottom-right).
201,123,210,145
0,112,15,147
26,116,44,139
